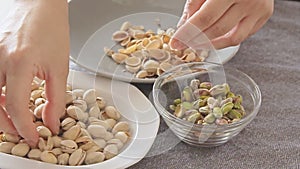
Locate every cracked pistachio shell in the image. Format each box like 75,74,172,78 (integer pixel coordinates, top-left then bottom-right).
75,136,92,144
83,89,97,105
89,105,101,118
86,145,101,153
85,152,105,165
28,149,42,160
94,139,106,149
0,142,16,154
63,125,81,141
58,153,70,165
61,140,78,154
61,117,76,131
52,136,62,148
69,148,86,166
105,119,117,130
107,139,124,150
1,133,20,143
66,91,76,105
37,126,52,138
104,144,118,160
80,128,92,138
96,97,106,110
51,147,63,156
90,120,110,131
31,89,43,100
114,132,129,144
79,142,96,151
66,106,85,121
112,122,130,134
72,89,85,99
105,106,121,120
87,125,107,138
35,98,46,107
77,121,86,129
11,143,30,157
73,99,88,112
40,151,58,164
34,103,45,119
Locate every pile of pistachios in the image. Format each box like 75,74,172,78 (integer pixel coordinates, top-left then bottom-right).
0,78,130,166
169,79,246,125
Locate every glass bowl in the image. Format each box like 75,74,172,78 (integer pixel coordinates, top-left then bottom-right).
152,62,261,147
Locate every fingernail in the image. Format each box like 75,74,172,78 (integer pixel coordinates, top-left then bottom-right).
171,39,187,50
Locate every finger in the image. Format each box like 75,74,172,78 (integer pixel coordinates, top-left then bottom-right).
188,0,234,32
42,72,68,135
202,4,245,40
0,105,17,134
0,94,5,106
211,16,258,49
6,68,39,146
177,0,206,28
249,17,269,36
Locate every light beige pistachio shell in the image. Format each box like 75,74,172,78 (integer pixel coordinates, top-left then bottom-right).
79,142,96,151
103,132,114,141
1,133,20,143
63,125,81,141
11,143,30,157
87,125,107,138
120,36,131,47
52,136,62,148
125,65,141,73
80,128,92,138
105,119,117,130
34,98,46,107
89,105,101,118
105,106,121,120
112,53,129,64
61,140,78,154
34,103,45,119
112,30,129,42
146,39,162,49
73,99,88,112
86,145,101,153
83,89,97,105
66,91,76,105
93,139,106,149
51,147,63,156
28,149,42,160
112,121,130,134
58,153,70,165
147,49,167,61
125,56,141,67
72,89,85,99
75,136,92,144
31,89,43,101
40,151,58,164
61,117,76,131
77,121,86,129
120,21,131,31
143,60,159,73
36,126,52,138
69,148,86,166
115,132,129,143
136,70,149,78
96,97,106,110
90,120,110,131
85,152,105,165
0,142,16,154
104,144,118,160
66,106,85,121
107,139,124,150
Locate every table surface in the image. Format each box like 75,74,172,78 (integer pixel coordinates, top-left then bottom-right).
69,0,300,168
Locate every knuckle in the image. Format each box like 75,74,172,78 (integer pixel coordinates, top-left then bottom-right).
198,15,214,26
228,35,243,46
212,25,228,36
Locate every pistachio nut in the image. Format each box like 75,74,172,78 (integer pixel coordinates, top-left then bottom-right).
221,102,234,115
103,132,114,141
58,153,70,165
182,102,193,110
72,89,85,99
34,98,46,107
90,120,110,131
173,98,181,105
73,99,87,112
75,136,92,145
66,106,85,121
87,125,107,138
80,128,92,138
107,139,124,150
77,121,86,129
199,82,212,90
40,151,58,164
0,142,16,154
61,140,78,154
69,148,86,166
227,109,242,120
51,147,63,156
182,86,193,102
63,125,81,141
112,121,130,134
1,133,20,143
203,113,216,124
104,144,118,160
86,145,101,153
189,79,200,91
209,84,226,96
34,103,45,119
187,112,202,123
37,126,52,138
11,143,30,157
52,136,62,148
96,97,106,110
61,117,76,131
28,149,42,160
83,89,97,105
79,142,96,151
89,104,101,118
31,89,43,101
216,119,229,125
93,139,106,149
174,104,184,118
66,91,76,105
85,152,105,165
105,106,121,120
114,132,129,144
212,107,223,119
105,119,117,130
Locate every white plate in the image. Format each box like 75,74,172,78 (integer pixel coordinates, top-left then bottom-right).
0,70,160,169
71,12,240,84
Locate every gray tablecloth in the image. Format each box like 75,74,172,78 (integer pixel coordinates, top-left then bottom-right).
70,1,300,168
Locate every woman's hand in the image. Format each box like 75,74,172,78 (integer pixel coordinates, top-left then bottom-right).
0,0,69,146
170,0,274,50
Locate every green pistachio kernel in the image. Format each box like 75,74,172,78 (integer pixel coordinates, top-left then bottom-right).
182,87,193,102
213,107,223,119
199,82,212,90
187,112,202,123
173,98,181,105
227,109,242,120
174,105,185,118
199,106,210,114
203,113,216,124
182,102,193,110
227,91,235,98
221,102,234,115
